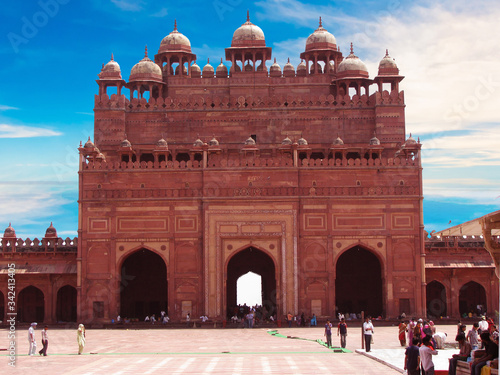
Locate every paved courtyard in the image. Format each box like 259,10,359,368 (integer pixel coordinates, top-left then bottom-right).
1,323,460,374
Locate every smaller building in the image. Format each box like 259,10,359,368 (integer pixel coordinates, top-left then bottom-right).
425,213,500,319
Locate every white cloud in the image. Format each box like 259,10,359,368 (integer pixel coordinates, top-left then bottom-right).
0,105,18,111
0,124,62,138
151,8,168,18
111,0,143,12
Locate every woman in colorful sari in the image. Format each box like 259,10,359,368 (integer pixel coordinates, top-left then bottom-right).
398,320,407,346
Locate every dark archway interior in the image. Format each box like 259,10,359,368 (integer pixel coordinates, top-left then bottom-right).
426,280,447,318
56,285,77,322
335,246,383,317
459,281,486,316
18,286,44,322
0,291,4,322
226,247,276,319
120,249,167,320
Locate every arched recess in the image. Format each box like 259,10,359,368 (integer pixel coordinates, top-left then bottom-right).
120,248,167,320
56,285,77,322
18,286,44,322
459,281,487,316
335,246,383,317
426,280,447,318
226,246,277,319
0,291,4,322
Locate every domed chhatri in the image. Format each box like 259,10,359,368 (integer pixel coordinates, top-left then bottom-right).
159,20,192,53
98,54,122,80
305,17,337,52
231,11,266,47
216,58,228,78
369,133,381,146
84,137,95,149
283,58,295,77
120,137,132,148
337,43,369,79
202,58,214,78
378,49,399,76
130,46,163,83
45,222,57,238
156,137,168,148
190,62,201,78
270,58,282,77
333,135,344,146
4,223,16,238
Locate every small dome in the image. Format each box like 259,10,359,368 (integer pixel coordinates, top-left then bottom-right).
4,223,16,238
337,43,369,79
405,133,417,146
129,47,162,83
328,61,335,73
156,137,168,147
191,62,201,78
45,222,57,238
283,58,295,78
120,138,131,148
193,138,204,147
378,49,399,76
216,59,228,78
84,137,95,149
281,136,292,145
208,135,219,147
298,136,308,145
175,64,187,75
159,20,192,53
99,54,122,80
296,60,307,77
310,62,322,74
270,58,282,77
245,136,256,145
305,17,337,52
369,134,381,146
231,12,266,48
333,135,344,145
202,59,214,78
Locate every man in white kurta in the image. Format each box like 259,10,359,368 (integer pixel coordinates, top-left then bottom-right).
28,322,37,355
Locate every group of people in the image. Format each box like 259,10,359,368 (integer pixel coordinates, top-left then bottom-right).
403,316,499,375
143,310,170,324
323,317,351,349
28,322,86,356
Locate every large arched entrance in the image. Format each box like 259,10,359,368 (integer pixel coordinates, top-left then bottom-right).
335,246,383,317
18,286,44,322
120,249,167,320
226,246,277,320
56,285,77,322
459,281,487,316
426,280,447,318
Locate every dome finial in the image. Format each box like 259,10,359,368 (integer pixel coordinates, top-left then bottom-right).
207,58,210,63
274,57,276,63
319,16,322,27
111,53,114,61
287,57,290,63
247,10,250,22
144,45,148,58
174,19,177,31
385,49,389,57
350,42,354,54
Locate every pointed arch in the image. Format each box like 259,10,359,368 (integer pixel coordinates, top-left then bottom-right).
426,280,447,318
18,286,44,323
459,281,486,316
56,285,77,322
120,248,168,320
225,246,277,320
335,245,383,317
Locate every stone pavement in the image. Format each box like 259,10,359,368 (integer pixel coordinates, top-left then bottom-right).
0,323,461,374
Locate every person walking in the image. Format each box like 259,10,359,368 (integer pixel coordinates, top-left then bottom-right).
77,324,86,355
38,326,48,356
363,317,374,352
419,335,438,375
404,338,421,375
399,320,407,346
337,318,348,348
28,322,37,355
324,320,332,348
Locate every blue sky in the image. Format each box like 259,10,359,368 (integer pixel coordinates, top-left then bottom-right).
1,0,499,239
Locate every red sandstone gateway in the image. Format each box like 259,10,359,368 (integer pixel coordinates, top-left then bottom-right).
0,14,497,324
